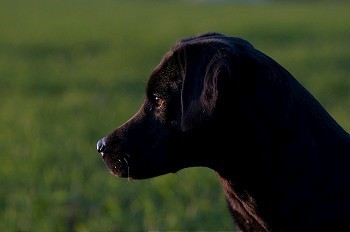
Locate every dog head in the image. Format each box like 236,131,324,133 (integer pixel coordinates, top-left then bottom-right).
96,32,292,179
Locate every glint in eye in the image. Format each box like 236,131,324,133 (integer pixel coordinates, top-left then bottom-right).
154,96,164,108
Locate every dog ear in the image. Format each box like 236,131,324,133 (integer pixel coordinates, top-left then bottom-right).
178,45,232,131
177,39,294,133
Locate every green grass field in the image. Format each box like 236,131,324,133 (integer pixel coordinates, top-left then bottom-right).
1,0,349,231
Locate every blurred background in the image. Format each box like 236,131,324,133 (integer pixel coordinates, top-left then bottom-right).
1,0,349,231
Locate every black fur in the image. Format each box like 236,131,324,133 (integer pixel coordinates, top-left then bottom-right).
97,33,350,231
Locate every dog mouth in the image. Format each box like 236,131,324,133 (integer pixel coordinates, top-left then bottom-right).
102,152,131,178
96,136,183,179
97,138,131,178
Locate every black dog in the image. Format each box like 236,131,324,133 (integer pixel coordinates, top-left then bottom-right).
97,33,350,232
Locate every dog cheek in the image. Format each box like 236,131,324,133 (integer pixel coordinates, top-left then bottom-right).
133,152,174,178
138,126,184,174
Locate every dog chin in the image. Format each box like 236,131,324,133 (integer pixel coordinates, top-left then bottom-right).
107,168,129,178
101,150,184,179
102,157,147,179
101,155,130,178
106,161,181,180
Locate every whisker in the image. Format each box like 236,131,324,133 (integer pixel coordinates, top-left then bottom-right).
123,157,130,181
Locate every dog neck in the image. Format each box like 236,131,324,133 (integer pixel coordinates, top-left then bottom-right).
217,174,272,232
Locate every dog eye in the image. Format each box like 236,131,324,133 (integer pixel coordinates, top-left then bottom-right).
154,96,164,109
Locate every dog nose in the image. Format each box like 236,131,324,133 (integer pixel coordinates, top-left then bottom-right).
97,138,106,155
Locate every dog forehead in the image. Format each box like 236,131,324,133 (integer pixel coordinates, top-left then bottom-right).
147,52,182,94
